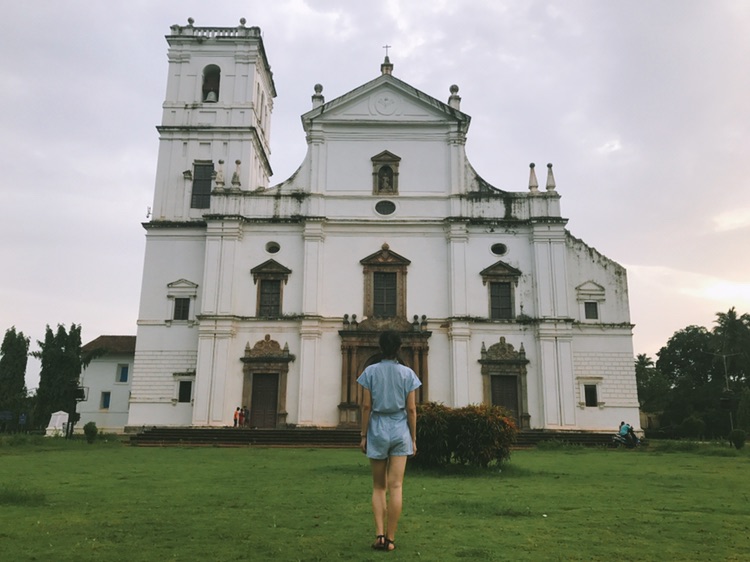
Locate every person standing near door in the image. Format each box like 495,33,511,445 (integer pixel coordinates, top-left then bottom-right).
358,330,421,552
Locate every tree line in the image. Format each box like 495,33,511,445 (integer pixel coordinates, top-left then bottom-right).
0,324,98,433
636,307,750,438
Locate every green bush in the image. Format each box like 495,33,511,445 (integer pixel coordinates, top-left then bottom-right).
728,429,746,450
415,402,517,468
83,421,98,444
736,388,750,432
679,416,705,439
413,402,452,467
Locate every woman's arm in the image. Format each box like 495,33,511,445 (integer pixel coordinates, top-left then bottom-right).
360,389,372,454
406,390,417,454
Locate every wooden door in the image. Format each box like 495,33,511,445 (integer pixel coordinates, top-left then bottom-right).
250,373,278,428
491,375,519,423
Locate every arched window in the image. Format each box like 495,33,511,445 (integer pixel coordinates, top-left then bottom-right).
202,65,220,102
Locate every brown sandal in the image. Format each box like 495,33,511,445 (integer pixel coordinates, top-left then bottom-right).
372,535,386,550
384,538,396,552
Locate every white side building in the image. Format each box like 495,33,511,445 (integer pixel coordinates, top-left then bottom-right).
128,20,640,433
78,336,135,433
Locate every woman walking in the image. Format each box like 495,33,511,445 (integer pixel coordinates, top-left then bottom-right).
358,330,421,552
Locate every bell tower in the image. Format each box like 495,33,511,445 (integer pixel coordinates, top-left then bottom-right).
150,18,276,221
129,19,277,429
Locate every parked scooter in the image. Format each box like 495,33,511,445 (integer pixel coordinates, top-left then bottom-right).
612,421,643,448
612,432,640,448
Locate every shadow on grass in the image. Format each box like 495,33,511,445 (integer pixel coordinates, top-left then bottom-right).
0,485,46,506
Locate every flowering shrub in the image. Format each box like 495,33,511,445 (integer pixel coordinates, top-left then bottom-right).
415,402,517,468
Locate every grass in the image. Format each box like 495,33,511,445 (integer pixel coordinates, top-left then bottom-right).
0,440,749,561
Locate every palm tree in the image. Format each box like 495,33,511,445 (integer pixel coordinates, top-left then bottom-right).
712,307,750,387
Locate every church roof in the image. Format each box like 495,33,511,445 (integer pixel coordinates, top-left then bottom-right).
301,63,471,130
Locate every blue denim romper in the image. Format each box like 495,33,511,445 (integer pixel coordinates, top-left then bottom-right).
357,360,422,460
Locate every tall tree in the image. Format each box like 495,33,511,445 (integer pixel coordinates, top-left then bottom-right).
712,307,750,388
634,354,670,413
656,325,727,436
32,324,96,432
0,327,29,427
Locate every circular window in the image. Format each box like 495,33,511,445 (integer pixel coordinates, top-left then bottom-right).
375,200,396,215
491,243,508,256
265,241,280,254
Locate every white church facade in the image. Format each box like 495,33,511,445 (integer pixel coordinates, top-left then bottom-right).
128,20,640,432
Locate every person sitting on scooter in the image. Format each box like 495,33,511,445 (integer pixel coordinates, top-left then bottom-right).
619,421,637,447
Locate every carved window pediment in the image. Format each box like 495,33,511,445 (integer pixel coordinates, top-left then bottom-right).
167,279,199,291
480,260,522,285
360,243,411,267
251,259,292,284
575,281,605,301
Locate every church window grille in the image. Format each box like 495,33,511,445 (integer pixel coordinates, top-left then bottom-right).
584,384,598,407
202,65,220,102
490,282,513,319
190,162,214,209
375,200,396,215
373,272,398,317
584,301,599,320
258,280,282,318
178,380,193,403
173,298,190,321
491,243,508,256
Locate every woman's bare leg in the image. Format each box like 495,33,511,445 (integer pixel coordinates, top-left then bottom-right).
370,458,388,539
385,455,408,547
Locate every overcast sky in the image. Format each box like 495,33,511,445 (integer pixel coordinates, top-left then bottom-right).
2,1,749,390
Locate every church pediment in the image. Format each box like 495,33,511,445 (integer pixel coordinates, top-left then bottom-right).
480,260,522,280
302,75,470,128
360,243,411,266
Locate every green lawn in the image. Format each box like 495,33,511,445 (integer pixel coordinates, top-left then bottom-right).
1,439,749,561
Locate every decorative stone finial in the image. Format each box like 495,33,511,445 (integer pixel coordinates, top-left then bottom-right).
381,46,394,75
215,160,225,188
312,83,324,108
382,242,390,251
239,18,246,26
546,163,556,191
187,17,194,26
231,160,241,187
528,163,539,193
448,84,461,110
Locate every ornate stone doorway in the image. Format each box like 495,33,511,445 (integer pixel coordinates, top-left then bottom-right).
241,335,294,428
338,316,431,427
479,337,530,429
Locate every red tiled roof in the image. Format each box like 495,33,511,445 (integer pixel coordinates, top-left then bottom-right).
82,335,136,355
